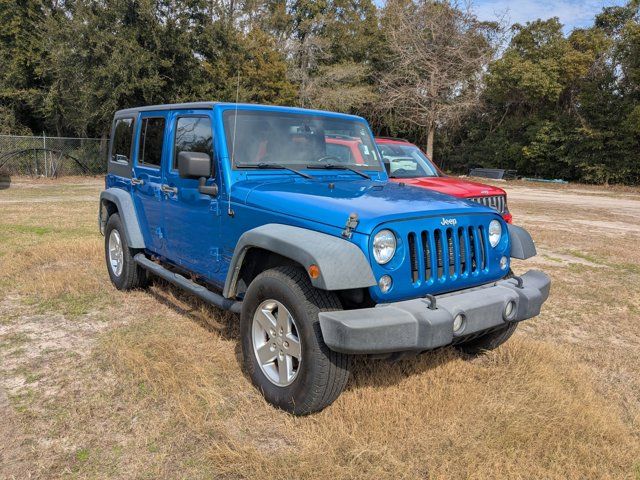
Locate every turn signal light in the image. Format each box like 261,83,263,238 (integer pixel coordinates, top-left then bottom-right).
308,264,320,279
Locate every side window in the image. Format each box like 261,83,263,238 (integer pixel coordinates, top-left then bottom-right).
111,118,134,163
138,117,166,167
174,117,213,170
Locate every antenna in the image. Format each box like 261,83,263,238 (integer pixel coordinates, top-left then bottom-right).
228,70,240,217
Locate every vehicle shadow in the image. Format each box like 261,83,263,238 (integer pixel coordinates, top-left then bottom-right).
146,279,243,361
145,278,462,392
345,347,460,392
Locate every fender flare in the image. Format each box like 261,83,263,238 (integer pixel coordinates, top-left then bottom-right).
223,224,376,298
508,224,537,260
99,188,145,249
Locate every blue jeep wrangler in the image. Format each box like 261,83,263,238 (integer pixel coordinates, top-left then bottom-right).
99,102,550,414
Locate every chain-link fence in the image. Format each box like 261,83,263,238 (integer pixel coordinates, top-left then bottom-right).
0,135,107,177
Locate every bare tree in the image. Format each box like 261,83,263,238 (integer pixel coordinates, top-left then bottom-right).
380,0,503,160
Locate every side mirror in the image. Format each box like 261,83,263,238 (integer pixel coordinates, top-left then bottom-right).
178,151,212,178
177,151,218,196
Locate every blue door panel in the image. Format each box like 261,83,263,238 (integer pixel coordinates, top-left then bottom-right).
131,111,170,256
133,167,164,253
162,110,221,278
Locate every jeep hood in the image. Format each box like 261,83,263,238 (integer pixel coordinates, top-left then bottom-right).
234,177,497,233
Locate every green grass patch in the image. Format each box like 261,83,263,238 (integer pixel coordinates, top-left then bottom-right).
0,332,30,351
25,372,43,384
26,291,111,317
566,249,605,265
0,223,96,240
8,388,37,414
566,249,640,275
76,448,90,463
0,224,53,236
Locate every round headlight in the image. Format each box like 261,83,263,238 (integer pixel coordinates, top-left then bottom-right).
488,220,502,248
373,230,396,264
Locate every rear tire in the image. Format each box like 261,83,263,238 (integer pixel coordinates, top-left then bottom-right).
105,213,148,291
455,322,518,355
240,266,351,415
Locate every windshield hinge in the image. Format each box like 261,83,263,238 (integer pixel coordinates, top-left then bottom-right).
341,213,359,239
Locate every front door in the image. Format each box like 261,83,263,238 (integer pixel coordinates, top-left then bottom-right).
131,113,168,255
162,111,221,280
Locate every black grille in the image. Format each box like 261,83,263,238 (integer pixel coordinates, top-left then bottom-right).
407,225,488,284
469,195,506,214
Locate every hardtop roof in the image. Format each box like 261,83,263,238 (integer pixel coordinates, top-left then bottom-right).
114,102,365,122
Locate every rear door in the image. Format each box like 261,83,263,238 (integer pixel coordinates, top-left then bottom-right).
162,111,221,279
131,112,169,255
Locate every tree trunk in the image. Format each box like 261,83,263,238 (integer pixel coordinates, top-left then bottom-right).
426,122,435,160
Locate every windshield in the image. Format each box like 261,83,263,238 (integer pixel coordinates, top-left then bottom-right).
224,110,383,171
377,143,439,178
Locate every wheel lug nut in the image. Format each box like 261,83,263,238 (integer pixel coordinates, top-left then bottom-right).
283,341,289,348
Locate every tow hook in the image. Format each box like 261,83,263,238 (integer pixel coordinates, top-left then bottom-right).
426,294,437,310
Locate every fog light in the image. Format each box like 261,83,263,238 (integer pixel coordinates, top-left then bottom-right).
504,301,516,320
500,256,508,270
378,275,392,293
453,313,465,333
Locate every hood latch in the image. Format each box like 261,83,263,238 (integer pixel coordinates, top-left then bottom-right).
341,213,359,239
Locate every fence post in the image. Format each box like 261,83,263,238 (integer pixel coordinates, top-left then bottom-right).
43,132,47,177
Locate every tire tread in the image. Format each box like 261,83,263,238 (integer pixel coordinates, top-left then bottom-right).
105,213,148,291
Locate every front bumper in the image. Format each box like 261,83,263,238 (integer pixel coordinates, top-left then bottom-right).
319,270,550,354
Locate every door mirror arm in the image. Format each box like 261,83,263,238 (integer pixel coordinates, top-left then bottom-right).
198,177,218,197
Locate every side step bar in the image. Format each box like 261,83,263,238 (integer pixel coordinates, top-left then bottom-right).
134,253,242,314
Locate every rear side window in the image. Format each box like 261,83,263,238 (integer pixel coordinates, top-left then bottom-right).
173,117,213,169
111,118,134,163
138,117,166,167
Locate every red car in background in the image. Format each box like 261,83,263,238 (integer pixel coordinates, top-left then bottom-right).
375,137,512,223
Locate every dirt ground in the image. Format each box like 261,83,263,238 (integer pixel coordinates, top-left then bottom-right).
1,177,639,479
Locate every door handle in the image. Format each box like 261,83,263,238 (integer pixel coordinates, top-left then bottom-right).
161,184,178,194
131,178,144,186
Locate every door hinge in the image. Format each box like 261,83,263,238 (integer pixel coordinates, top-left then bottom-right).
209,247,221,263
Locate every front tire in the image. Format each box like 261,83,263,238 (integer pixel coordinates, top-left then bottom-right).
240,266,351,415
104,213,148,291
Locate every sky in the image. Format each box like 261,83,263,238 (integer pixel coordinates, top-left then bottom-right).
473,0,628,33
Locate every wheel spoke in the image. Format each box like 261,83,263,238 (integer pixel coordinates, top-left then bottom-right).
256,308,277,333
285,334,301,358
256,343,277,365
276,304,291,333
278,355,292,384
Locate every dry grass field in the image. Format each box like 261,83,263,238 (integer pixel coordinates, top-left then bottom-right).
1,177,639,479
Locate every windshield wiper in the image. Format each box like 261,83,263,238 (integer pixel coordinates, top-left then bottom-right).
306,164,371,179
236,162,312,179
